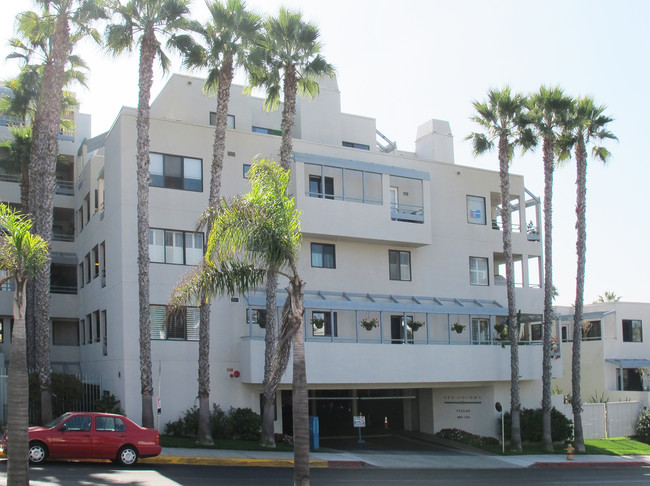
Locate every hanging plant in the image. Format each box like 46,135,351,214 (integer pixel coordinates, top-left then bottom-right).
311,317,325,329
451,322,466,334
408,320,425,332
360,318,378,331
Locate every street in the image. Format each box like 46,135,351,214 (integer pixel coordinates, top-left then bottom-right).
2,462,650,485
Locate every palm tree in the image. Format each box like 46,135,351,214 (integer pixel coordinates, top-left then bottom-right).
559,96,616,452
105,0,191,428
174,0,260,445
593,291,621,303
171,159,309,483
466,87,535,451
246,7,334,448
15,0,105,425
0,202,49,486
528,85,573,451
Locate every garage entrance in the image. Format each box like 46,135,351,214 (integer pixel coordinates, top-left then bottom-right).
281,389,418,438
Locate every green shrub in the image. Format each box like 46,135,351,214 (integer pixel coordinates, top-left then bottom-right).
226,407,261,441
435,428,499,447
93,392,125,415
636,408,650,443
165,405,199,437
503,407,573,442
210,404,228,439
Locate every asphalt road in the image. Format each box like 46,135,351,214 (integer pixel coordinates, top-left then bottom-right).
2,462,650,486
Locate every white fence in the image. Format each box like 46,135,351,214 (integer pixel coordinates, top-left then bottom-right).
559,401,643,439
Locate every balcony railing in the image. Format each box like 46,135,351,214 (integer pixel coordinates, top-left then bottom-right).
55,180,74,196
391,202,424,223
50,285,77,295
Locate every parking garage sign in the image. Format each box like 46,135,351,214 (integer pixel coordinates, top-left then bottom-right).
353,416,366,428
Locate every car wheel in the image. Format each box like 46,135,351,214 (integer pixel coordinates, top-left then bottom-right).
29,442,47,465
117,446,138,466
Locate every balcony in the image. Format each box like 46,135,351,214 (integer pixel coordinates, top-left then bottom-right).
294,153,431,246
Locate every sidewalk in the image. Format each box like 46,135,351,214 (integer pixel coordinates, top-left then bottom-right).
142,447,650,469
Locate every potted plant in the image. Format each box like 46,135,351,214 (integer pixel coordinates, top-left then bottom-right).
408,320,425,332
311,316,325,329
451,322,465,334
360,317,378,331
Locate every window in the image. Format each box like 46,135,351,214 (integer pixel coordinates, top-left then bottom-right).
52,320,80,346
467,196,486,225
209,112,235,129
149,229,203,265
389,250,411,281
92,245,99,278
617,368,644,391
96,416,126,432
51,263,77,294
0,319,3,343
469,257,489,286
471,318,491,344
311,243,335,269
1,270,15,291
311,311,337,337
623,319,643,342
243,164,251,178
80,319,85,345
150,304,199,341
309,175,334,199
530,323,542,341
342,141,370,150
99,242,106,287
583,320,601,340
101,310,107,356
94,310,100,343
247,308,266,327
86,313,92,344
149,152,202,192
252,126,282,136
64,415,91,431
84,254,91,284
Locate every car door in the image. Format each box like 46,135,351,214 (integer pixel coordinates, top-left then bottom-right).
92,416,127,459
47,414,93,459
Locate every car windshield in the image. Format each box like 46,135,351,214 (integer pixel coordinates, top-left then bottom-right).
45,413,72,429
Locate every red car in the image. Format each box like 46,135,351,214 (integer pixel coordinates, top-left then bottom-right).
0,412,161,466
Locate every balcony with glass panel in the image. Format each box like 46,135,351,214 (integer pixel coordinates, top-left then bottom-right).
295,153,431,246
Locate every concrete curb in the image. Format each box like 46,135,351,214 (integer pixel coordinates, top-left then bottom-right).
141,455,365,468
532,461,649,468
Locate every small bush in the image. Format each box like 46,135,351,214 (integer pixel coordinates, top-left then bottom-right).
636,409,650,443
227,407,261,441
211,404,228,439
165,405,199,437
165,404,262,441
29,373,85,422
275,433,294,445
93,392,125,415
503,407,573,443
435,428,499,447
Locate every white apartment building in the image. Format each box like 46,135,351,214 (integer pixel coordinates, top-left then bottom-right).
0,74,561,439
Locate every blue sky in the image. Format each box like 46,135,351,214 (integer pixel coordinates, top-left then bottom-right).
1,0,647,305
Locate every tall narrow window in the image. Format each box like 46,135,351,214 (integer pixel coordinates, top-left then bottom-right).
622,319,643,342
469,257,489,286
467,195,486,225
311,311,337,337
311,243,335,268
389,250,411,281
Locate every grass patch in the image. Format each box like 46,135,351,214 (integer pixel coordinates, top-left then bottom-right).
584,438,650,456
160,435,294,452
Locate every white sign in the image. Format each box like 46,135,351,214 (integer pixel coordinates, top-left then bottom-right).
353,416,366,428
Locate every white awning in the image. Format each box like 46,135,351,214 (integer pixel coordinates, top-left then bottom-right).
606,359,650,369
245,289,508,316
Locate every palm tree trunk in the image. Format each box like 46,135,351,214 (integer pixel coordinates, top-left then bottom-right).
261,266,279,447
287,275,308,486
541,136,555,451
7,278,29,486
137,29,157,429
280,67,297,170
498,133,521,451
29,10,72,425
572,135,588,452
197,299,213,445
196,57,235,446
